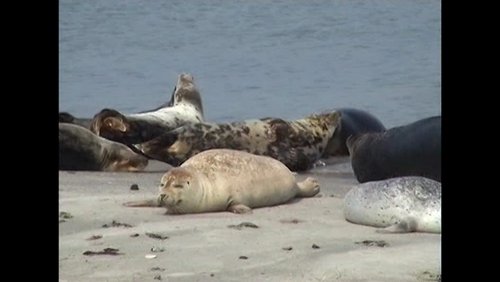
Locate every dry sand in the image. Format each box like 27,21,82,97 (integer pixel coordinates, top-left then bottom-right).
59,157,441,282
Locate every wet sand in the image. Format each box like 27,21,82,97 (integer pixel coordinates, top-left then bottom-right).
59,158,441,282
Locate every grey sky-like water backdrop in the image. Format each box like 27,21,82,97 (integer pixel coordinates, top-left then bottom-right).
59,0,440,128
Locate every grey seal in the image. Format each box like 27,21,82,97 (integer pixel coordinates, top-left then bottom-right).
90,73,204,145
136,112,341,171
344,176,441,233
59,123,148,171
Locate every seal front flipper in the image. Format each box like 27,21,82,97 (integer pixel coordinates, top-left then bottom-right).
228,203,252,214
123,198,162,208
375,217,418,233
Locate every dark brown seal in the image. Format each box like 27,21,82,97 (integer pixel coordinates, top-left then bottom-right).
347,116,441,183
59,112,92,129
322,108,386,157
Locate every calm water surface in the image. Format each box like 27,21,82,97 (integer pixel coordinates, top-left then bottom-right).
59,0,441,128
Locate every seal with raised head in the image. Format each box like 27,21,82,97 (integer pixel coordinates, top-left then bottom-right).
347,116,441,183
90,73,204,145
344,176,441,233
124,149,320,214
136,111,341,171
322,108,386,157
59,112,92,129
59,123,148,171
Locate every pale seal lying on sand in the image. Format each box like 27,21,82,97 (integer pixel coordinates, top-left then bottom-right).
347,116,441,183
59,123,148,171
90,73,204,145
344,176,441,233
322,108,386,157
136,111,341,171
124,149,320,214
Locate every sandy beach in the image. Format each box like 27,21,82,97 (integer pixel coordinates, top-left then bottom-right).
59,157,441,282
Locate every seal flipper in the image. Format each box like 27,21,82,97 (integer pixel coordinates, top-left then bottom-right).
296,177,320,197
123,198,161,208
375,217,418,233
228,204,252,214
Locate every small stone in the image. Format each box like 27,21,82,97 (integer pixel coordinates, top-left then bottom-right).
279,218,303,224
145,232,169,240
227,222,259,230
282,247,293,251
154,274,162,280
59,211,73,219
355,240,389,247
312,244,320,249
239,256,248,260
150,247,165,253
130,184,139,190
86,235,103,241
102,220,133,228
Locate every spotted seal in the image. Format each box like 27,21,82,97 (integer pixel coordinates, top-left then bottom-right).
59,123,148,171
90,73,204,145
344,176,441,233
347,116,441,183
135,111,341,171
123,149,320,214
322,108,386,157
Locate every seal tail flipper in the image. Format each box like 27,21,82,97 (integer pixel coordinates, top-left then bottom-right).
375,217,418,233
123,198,161,208
296,177,320,197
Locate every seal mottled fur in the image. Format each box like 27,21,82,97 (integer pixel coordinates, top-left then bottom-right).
90,73,204,145
59,123,148,171
124,149,320,214
136,111,341,171
344,176,441,233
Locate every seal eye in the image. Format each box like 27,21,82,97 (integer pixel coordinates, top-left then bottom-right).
187,181,190,185
173,184,183,189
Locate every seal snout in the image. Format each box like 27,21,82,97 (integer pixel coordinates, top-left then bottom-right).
179,73,194,84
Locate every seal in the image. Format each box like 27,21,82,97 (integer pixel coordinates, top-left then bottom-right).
59,123,148,171
322,108,386,157
346,116,441,183
123,149,320,214
59,112,92,129
343,176,441,233
90,73,204,145
135,111,341,171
